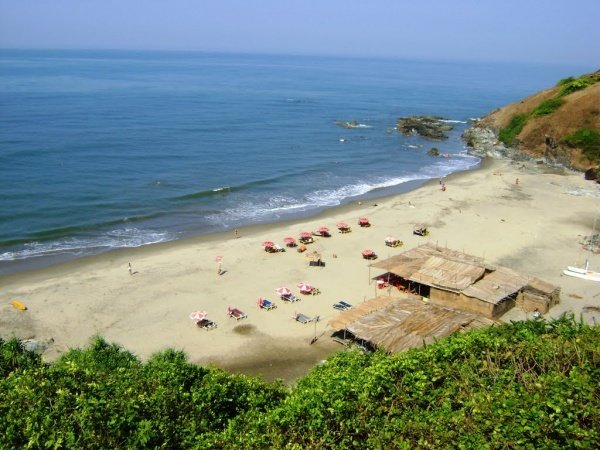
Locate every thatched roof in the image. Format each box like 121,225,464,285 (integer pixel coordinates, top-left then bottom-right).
462,266,530,304
329,295,497,353
370,243,559,305
327,296,398,330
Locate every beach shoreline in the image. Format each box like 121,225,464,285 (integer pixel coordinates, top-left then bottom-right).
2,156,600,383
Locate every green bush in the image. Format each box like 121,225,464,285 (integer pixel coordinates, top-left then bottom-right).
498,113,528,146
562,128,600,162
531,98,565,117
557,75,596,97
2,317,598,449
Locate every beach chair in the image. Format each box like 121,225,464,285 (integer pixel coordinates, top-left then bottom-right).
281,293,300,303
413,224,429,236
333,301,352,311
293,312,320,324
385,238,403,248
227,306,247,320
196,319,217,330
257,298,277,310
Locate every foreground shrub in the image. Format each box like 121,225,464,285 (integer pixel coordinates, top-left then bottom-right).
2,317,598,449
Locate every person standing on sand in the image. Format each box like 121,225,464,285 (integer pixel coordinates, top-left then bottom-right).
234,229,239,239
128,262,132,275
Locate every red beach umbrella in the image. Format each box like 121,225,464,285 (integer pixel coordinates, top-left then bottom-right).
299,231,312,239
361,249,375,257
283,237,296,245
275,287,291,297
263,241,275,248
336,222,349,229
359,217,369,224
189,310,208,323
318,226,329,233
297,282,313,293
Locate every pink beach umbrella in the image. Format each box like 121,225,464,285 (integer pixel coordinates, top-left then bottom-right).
318,226,329,233
262,241,275,248
358,217,370,224
299,231,312,239
336,222,349,229
275,287,291,297
297,282,314,294
283,237,296,245
189,310,208,322
362,249,375,257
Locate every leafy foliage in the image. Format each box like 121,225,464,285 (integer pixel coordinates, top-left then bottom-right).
557,75,597,97
498,113,528,146
1,317,599,449
531,98,565,117
562,128,600,162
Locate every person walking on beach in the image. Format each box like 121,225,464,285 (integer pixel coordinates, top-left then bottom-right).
128,262,132,276
234,228,239,239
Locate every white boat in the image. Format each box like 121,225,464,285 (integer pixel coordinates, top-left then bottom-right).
564,216,600,282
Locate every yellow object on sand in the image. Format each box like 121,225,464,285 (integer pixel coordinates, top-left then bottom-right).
10,300,27,311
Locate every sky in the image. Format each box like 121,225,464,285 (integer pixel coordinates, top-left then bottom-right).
1,0,599,65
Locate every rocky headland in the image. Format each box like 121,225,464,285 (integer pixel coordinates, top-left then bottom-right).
462,70,600,174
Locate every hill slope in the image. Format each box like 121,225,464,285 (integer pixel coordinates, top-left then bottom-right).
465,71,600,171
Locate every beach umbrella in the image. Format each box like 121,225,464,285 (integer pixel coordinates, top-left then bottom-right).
283,237,296,245
359,217,370,224
189,310,207,322
263,241,275,248
215,255,224,262
275,287,291,297
362,249,375,257
336,222,349,229
318,226,329,233
299,231,312,239
297,282,313,293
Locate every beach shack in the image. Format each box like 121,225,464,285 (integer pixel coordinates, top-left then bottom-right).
369,243,560,318
328,295,497,353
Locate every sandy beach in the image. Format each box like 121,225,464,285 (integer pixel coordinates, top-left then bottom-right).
2,157,600,382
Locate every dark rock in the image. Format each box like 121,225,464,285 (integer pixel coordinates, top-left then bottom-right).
584,167,598,180
396,116,453,140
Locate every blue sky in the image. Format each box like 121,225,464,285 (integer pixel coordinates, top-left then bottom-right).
1,0,598,65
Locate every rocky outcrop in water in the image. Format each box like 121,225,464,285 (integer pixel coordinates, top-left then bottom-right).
396,116,453,140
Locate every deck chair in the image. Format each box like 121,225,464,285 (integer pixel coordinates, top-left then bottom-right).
258,298,277,310
196,319,217,330
333,301,352,311
227,307,247,320
294,313,320,324
281,293,300,302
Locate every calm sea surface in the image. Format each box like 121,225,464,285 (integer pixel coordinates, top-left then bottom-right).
0,49,589,274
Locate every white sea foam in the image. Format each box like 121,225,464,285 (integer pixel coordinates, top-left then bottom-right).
0,228,174,261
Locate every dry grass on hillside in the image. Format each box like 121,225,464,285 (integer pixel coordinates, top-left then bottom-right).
480,71,600,169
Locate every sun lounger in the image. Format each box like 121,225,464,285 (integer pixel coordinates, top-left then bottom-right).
293,313,320,324
281,293,300,302
227,307,247,320
308,260,326,267
333,301,352,311
257,298,277,310
196,319,217,330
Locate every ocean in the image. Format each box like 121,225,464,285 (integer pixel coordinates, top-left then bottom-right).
0,49,588,275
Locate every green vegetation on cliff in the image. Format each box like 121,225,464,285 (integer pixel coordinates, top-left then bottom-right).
499,74,598,148
2,316,599,449
562,128,600,162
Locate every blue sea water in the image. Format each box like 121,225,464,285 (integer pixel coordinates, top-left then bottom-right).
0,49,589,275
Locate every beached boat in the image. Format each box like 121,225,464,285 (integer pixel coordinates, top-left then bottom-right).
564,217,600,282
563,261,600,282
